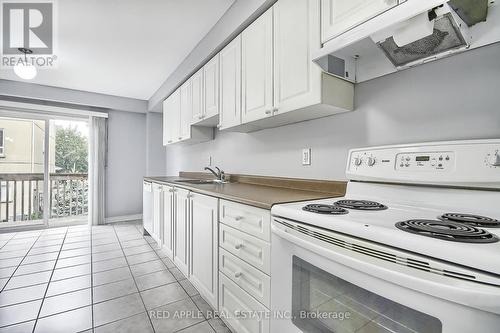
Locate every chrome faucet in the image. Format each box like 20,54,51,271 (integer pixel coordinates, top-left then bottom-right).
204,166,226,182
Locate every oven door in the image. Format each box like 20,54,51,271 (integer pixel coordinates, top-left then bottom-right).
270,218,500,333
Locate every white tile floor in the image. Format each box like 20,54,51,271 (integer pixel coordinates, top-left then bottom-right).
0,222,231,333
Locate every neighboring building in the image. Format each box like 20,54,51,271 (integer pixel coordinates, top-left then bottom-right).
0,118,55,173
0,117,56,221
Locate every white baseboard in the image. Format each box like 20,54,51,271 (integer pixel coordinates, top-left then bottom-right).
105,214,142,224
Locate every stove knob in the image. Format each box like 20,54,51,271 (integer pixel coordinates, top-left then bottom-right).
367,157,376,166
488,152,500,167
354,157,362,166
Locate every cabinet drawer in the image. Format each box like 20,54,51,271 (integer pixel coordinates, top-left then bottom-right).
219,224,270,275
219,273,269,333
219,248,270,308
219,200,270,242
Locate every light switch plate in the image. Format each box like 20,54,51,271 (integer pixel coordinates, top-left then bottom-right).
302,148,311,166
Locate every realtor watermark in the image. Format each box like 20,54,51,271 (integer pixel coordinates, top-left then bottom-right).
1,0,57,68
148,309,352,321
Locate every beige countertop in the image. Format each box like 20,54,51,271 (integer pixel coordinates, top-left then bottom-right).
144,173,346,210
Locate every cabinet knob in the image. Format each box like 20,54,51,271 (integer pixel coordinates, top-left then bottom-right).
198,115,203,119
234,243,244,250
178,137,182,140
272,107,278,114
234,216,244,221
167,140,173,144
234,272,242,278
265,110,272,115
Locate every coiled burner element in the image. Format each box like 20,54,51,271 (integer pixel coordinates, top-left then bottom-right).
395,219,498,243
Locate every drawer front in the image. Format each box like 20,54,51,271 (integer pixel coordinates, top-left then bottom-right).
219,224,270,275
219,200,270,242
219,248,270,308
219,273,269,333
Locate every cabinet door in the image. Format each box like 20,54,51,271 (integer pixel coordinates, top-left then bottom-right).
191,68,204,124
174,188,190,277
163,89,181,145
203,54,220,119
142,182,153,235
219,36,242,130
179,80,192,141
273,0,322,114
321,0,398,43
241,8,273,124
189,193,218,309
152,183,163,245
162,185,175,260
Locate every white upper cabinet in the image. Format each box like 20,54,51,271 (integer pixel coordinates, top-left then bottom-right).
219,36,242,130
241,8,274,124
321,0,398,43
203,54,220,119
273,0,321,114
189,193,219,309
191,68,204,124
162,89,180,145
179,80,192,141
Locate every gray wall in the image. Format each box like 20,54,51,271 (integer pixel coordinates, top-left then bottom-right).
146,112,166,176
106,110,146,218
165,42,500,180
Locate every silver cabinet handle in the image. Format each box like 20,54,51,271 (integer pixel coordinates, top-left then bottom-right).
178,137,182,140
265,110,272,115
235,243,244,250
198,115,203,119
167,140,173,143
272,107,278,114
234,271,242,278
234,216,244,221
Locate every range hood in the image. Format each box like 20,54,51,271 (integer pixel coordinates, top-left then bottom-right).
314,0,499,83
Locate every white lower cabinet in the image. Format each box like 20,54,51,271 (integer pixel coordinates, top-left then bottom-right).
219,224,271,275
152,183,163,244
189,193,219,309
162,185,175,260
219,273,270,333
147,181,273,333
174,188,190,277
143,181,153,236
219,248,271,308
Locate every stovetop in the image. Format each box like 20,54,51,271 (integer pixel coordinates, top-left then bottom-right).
271,185,500,275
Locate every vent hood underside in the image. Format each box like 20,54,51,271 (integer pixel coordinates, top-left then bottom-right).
314,0,500,83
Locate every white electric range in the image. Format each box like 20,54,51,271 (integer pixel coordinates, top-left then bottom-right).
270,139,500,333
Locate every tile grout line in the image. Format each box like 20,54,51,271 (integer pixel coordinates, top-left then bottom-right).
0,231,45,294
31,227,70,333
110,224,157,333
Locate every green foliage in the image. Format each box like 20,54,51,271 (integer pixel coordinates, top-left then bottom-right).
55,126,88,173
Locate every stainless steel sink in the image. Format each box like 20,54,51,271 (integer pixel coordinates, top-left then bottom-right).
174,179,226,185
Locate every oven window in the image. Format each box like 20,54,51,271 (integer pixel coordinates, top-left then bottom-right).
291,256,442,333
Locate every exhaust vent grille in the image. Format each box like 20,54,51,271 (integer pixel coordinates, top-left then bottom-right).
276,219,478,283
378,13,467,67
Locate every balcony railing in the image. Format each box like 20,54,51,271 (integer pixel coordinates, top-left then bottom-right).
0,173,88,223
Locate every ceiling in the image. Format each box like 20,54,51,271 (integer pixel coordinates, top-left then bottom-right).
0,0,234,100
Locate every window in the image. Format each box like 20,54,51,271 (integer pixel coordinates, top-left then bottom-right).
0,128,4,156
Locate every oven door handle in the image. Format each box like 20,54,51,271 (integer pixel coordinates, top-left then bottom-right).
272,223,500,315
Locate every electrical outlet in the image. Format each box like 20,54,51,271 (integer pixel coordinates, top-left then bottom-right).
302,148,311,166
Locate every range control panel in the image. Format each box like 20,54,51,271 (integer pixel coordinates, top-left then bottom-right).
346,140,500,189
395,152,454,171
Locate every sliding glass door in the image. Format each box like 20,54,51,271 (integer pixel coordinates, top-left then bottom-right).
0,114,89,229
